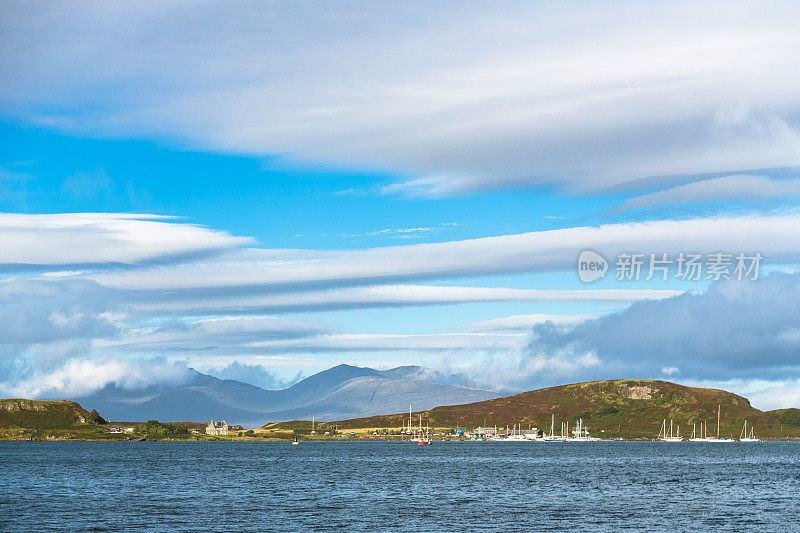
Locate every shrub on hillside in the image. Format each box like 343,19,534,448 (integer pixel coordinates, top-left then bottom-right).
88,409,106,424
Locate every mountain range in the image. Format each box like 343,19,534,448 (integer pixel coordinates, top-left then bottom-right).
70,364,502,427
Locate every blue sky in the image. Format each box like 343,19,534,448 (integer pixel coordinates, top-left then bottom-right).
2,2,800,409
1,119,616,249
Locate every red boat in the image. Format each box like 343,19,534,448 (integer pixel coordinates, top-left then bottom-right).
416,438,432,445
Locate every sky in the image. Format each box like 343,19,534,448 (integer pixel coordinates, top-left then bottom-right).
2,1,800,409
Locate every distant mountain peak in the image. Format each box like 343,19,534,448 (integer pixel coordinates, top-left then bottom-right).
67,363,501,427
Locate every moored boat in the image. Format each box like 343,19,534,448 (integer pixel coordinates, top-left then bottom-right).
658,418,683,442
739,420,760,442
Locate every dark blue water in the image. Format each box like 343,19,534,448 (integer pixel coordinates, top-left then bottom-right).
1,441,799,532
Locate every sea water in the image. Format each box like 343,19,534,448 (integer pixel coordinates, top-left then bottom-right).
1,441,799,531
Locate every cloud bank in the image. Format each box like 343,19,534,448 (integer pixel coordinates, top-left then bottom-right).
0,213,250,268
620,175,800,211
523,271,800,383
92,213,800,291
0,211,797,402
3,2,800,196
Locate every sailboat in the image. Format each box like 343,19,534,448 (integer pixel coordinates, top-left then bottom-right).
739,420,761,442
702,405,735,443
689,421,709,442
658,419,683,442
503,423,527,441
416,414,432,445
566,418,602,441
542,414,566,441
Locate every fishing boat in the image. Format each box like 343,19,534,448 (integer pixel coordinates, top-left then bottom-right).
658,419,683,442
739,420,761,442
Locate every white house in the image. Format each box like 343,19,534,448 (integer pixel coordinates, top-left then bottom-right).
206,420,228,436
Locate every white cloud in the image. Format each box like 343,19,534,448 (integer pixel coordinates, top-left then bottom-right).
0,357,192,399
134,285,681,315
682,377,800,411
201,361,303,390
91,213,800,290
428,344,603,391
746,381,800,411
94,316,333,354
3,3,800,195
460,313,596,333
3,212,800,398
0,213,250,267
525,271,800,382
244,332,527,352
620,175,800,211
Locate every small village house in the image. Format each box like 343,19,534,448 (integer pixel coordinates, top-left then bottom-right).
471,426,498,438
206,420,228,436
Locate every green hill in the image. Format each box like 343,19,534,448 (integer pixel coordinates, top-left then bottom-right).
767,408,800,430
0,399,99,429
0,399,112,440
279,379,800,439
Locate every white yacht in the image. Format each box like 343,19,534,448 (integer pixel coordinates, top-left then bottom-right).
658,418,683,442
689,421,710,442
739,420,761,442
566,418,602,441
542,414,567,441
701,405,736,443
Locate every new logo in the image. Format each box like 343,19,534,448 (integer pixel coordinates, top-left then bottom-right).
577,250,607,283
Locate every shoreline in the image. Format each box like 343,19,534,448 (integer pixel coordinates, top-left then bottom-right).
3,437,799,443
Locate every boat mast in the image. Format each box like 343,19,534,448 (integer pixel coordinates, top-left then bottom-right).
717,405,721,439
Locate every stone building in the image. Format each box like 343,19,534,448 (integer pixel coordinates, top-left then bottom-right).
205,420,228,436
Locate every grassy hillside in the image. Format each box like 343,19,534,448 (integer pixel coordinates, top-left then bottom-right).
0,399,96,429
273,379,800,439
766,408,800,432
0,398,116,440
0,398,265,441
